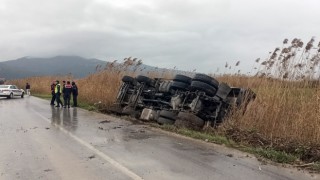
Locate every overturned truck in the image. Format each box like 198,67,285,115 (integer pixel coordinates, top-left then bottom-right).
112,74,256,129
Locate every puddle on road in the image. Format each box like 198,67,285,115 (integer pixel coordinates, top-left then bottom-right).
50,107,78,131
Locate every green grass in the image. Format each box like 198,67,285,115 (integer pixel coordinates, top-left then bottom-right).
312,162,320,172
241,147,297,164
155,124,235,145
153,124,299,164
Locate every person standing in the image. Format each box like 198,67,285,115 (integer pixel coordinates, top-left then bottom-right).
62,80,66,106
25,83,31,95
64,81,72,108
71,81,78,107
50,81,56,105
55,80,63,108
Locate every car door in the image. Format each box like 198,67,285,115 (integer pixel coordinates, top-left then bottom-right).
9,86,15,96
11,85,21,96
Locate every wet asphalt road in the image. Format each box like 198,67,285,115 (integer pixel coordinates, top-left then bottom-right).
0,96,317,180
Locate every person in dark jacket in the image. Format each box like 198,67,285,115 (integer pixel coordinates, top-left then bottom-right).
63,81,72,108
62,80,66,106
50,81,56,105
55,80,63,108
71,81,78,107
26,83,31,95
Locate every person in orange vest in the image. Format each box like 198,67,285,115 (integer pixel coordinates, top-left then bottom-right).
63,81,73,108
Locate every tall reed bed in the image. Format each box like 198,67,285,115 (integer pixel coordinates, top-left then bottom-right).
218,38,320,154
219,76,319,146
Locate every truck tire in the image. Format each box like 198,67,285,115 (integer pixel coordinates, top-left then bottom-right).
122,76,135,83
136,75,155,87
157,117,175,125
190,81,217,96
173,74,192,84
170,81,189,91
136,75,151,83
174,112,205,130
192,74,219,89
159,110,177,120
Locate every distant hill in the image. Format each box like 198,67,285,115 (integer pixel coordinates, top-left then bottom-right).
0,56,107,79
0,56,196,80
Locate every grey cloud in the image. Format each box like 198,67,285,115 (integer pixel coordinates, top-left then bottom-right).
0,0,319,74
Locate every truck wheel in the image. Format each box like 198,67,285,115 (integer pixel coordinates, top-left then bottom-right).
174,112,205,130
159,110,177,120
136,75,151,83
173,74,192,84
190,81,217,96
136,75,155,87
170,81,189,91
192,74,219,88
157,117,175,125
122,76,135,83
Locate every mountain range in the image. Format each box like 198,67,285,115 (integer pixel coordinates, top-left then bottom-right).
0,56,195,80
0,56,107,79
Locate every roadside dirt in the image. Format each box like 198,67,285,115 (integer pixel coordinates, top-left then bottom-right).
224,127,320,163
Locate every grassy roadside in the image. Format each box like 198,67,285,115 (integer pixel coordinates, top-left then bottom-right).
151,124,319,172
33,93,320,173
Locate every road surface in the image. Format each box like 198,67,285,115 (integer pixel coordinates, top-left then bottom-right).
0,96,317,180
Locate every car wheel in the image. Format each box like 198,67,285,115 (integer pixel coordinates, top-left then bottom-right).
192,74,219,89
8,93,13,99
190,81,217,96
21,93,24,98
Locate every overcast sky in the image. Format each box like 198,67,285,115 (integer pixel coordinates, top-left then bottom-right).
0,0,319,74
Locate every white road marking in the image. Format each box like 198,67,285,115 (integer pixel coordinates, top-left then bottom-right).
32,109,144,180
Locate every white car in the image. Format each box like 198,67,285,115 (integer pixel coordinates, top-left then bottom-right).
0,85,25,99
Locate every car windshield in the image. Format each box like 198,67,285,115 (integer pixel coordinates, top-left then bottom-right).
0,85,9,88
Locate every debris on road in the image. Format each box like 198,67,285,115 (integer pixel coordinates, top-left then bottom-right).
44,169,52,172
99,120,111,124
88,155,95,159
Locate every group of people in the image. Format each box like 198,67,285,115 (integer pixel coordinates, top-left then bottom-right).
50,80,78,108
